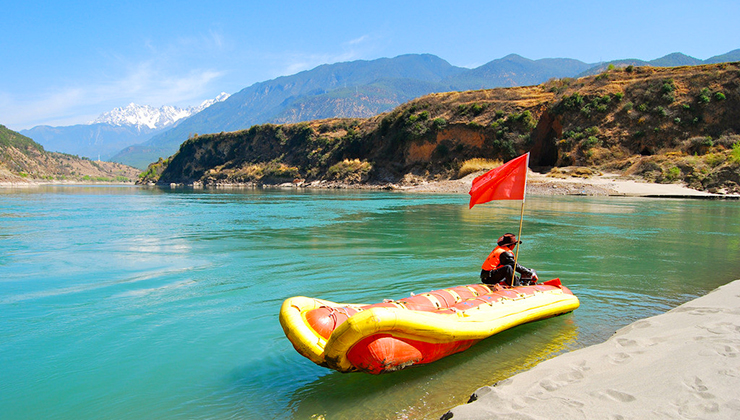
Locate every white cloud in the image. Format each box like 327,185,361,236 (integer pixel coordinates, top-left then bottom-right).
274,33,381,79
346,35,369,46
2,33,229,130
1,64,225,130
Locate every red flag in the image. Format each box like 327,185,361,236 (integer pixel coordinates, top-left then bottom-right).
468,153,529,208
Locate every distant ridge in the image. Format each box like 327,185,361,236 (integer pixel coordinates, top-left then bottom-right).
20,49,739,170
116,49,740,169
577,50,740,76
20,93,229,163
444,54,592,90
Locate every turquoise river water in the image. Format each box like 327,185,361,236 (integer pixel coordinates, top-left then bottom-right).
1,186,739,419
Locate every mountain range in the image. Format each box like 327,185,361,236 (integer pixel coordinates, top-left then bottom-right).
20,49,740,169
140,61,740,194
20,93,229,163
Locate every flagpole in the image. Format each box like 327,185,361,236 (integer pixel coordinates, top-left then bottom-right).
511,200,525,286
511,153,529,286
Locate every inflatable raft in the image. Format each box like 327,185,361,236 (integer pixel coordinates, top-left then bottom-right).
279,279,579,374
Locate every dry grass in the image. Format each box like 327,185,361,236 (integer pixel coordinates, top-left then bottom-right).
457,158,502,178
327,159,372,183
547,166,600,178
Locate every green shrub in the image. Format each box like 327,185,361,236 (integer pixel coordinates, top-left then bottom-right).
665,166,681,181
491,138,516,159
705,153,727,167
559,93,584,111
432,117,447,130
715,92,726,101
661,79,676,95
637,103,648,112
699,88,711,104
731,142,740,164
581,136,601,149
625,65,634,72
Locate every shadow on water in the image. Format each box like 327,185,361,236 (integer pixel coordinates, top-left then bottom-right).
281,313,580,420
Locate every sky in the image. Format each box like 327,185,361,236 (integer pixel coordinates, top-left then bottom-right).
2,0,739,131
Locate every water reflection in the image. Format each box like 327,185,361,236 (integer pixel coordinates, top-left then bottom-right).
288,314,579,419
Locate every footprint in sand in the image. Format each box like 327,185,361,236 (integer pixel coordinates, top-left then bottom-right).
631,320,652,329
539,366,586,391
592,389,636,403
686,376,708,392
607,352,631,365
616,338,638,347
698,342,740,358
682,376,716,400
700,321,740,335
718,367,739,378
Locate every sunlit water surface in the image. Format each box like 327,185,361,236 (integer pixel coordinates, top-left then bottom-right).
1,186,739,419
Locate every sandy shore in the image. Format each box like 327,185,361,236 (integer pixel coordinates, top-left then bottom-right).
443,279,740,420
401,170,738,198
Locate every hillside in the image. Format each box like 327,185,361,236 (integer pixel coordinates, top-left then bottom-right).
105,51,740,169
139,62,740,195
0,125,140,184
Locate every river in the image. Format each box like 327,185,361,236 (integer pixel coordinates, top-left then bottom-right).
1,185,738,419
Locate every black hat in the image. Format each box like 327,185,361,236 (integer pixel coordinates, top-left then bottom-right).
497,233,521,247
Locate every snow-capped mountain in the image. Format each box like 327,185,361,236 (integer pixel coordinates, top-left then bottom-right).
21,93,230,166
90,92,230,130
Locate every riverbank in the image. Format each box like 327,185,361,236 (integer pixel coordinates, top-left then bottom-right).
7,168,739,198
399,170,739,198
166,170,740,198
443,279,740,420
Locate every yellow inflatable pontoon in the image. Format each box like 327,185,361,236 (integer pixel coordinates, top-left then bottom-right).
279,279,579,374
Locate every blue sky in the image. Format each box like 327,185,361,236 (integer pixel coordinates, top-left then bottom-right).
2,0,738,130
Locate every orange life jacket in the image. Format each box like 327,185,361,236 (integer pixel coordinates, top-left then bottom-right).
481,246,513,271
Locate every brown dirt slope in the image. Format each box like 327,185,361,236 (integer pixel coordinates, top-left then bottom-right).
142,63,740,194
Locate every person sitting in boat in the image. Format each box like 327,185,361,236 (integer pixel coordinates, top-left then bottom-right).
480,233,538,287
